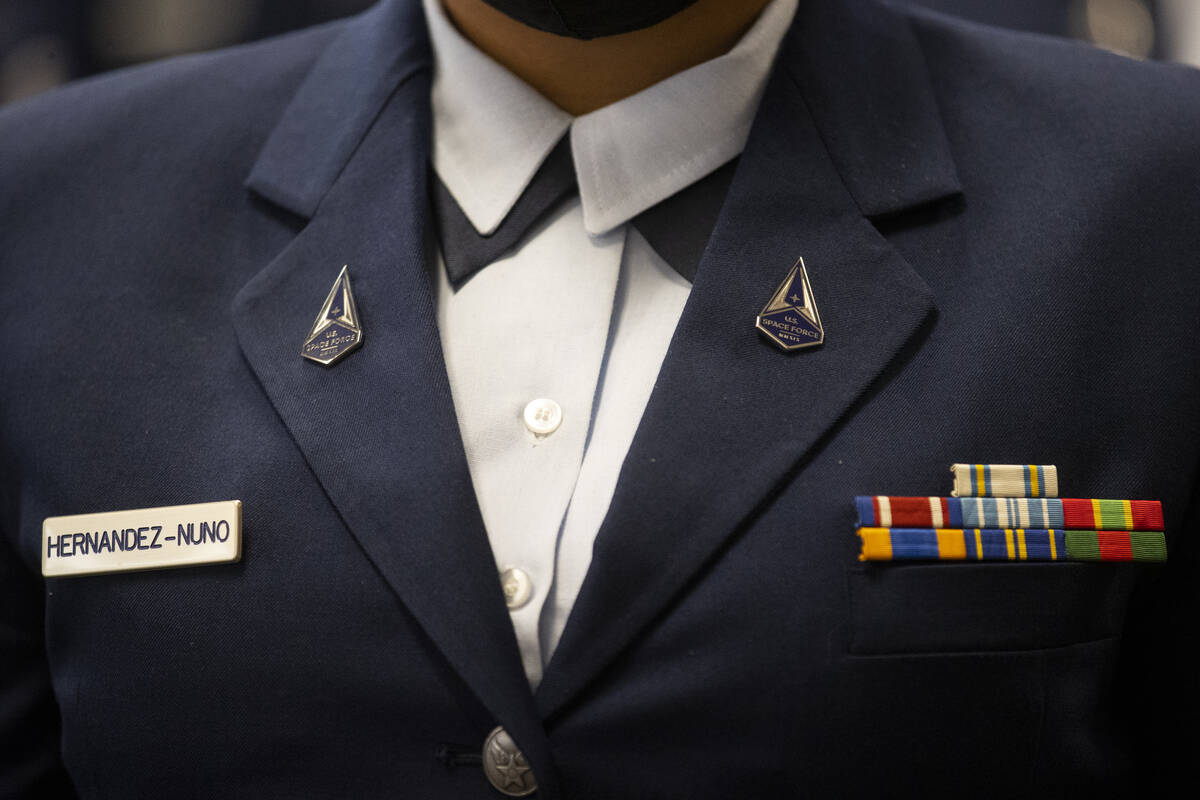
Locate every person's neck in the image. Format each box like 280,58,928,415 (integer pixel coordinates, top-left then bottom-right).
439,0,773,115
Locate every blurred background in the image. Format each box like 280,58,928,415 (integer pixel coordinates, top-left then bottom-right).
1,0,1196,106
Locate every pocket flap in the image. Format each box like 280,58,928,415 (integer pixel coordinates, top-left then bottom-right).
848,563,1135,655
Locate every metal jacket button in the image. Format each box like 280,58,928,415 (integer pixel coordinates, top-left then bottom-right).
482,726,537,796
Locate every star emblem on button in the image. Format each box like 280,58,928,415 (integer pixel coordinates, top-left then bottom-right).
482,726,537,796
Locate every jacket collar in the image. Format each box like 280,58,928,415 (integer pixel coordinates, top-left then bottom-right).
245,0,432,219
533,0,959,720
236,0,962,765
238,2,569,792
246,0,960,225
787,0,961,216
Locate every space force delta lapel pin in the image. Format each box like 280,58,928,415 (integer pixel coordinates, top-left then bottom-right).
42,500,242,577
302,265,363,366
756,257,824,351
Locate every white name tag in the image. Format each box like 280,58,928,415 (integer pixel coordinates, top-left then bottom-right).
42,500,242,578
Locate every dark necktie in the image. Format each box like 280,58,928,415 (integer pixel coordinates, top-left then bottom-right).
431,135,737,286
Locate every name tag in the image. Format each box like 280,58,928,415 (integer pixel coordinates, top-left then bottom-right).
42,500,242,578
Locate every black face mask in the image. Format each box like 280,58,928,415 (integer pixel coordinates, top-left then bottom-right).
481,0,701,39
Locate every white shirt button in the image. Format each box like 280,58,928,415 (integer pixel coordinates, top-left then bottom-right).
500,567,533,610
522,398,562,436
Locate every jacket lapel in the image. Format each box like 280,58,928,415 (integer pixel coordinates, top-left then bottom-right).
232,1,557,788
536,0,962,720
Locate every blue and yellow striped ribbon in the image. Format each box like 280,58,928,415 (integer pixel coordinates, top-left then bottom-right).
857,527,1167,562
950,464,1059,498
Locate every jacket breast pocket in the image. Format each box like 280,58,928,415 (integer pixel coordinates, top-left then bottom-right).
846,562,1136,655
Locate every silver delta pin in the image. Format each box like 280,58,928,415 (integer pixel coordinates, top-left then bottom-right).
755,256,824,351
301,265,363,366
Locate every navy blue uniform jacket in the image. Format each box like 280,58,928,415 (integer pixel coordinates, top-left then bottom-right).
1,0,1197,797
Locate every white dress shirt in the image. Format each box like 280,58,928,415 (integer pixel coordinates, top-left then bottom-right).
423,0,797,687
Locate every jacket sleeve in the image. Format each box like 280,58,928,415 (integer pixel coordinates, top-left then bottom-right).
0,528,76,799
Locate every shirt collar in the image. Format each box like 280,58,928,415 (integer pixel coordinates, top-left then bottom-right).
423,0,797,237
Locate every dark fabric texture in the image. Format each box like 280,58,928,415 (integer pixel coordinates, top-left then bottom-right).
630,157,737,283
0,0,1197,797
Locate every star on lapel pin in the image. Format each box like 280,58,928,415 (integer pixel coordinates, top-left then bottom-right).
756,256,824,351
301,265,363,366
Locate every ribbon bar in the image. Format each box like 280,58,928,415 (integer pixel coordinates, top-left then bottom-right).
857,527,1167,562
950,464,1058,498
855,496,1164,531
